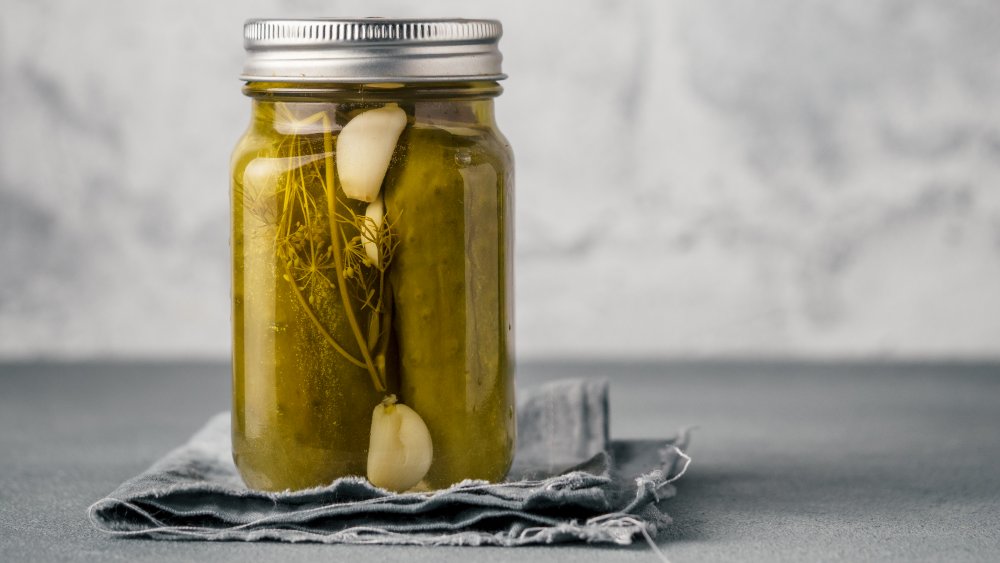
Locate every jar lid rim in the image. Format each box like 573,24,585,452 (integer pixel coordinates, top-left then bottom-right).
241,18,506,83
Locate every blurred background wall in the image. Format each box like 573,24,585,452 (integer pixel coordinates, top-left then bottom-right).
1,0,998,360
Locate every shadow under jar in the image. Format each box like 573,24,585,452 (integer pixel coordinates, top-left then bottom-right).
231,19,515,492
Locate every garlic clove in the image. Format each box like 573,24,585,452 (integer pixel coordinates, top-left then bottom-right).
363,196,384,267
367,398,433,492
336,104,407,202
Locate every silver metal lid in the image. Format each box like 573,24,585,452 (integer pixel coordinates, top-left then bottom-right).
241,18,505,83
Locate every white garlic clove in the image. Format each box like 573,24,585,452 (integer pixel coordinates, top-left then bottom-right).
367,398,433,492
336,104,407,202
363,196,384,267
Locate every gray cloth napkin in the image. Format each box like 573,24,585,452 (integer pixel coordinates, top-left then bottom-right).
88,379,690,546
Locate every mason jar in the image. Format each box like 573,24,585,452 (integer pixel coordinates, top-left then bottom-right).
231,19,515,492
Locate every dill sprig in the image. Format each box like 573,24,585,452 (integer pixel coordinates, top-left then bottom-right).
242,104,398,395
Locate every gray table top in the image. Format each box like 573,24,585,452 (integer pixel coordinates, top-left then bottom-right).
2,360,999,562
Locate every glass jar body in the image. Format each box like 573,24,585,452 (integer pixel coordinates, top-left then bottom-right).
230,83,515,491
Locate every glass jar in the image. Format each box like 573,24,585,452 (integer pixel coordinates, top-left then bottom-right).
231,19,515,492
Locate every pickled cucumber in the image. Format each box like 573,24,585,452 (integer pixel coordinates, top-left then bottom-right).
232,104,382,491
385,126,515,488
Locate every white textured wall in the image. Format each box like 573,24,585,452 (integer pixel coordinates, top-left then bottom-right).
1,0,999,359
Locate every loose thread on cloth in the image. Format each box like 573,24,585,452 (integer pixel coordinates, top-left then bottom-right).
640,445,690,563
585,444,692,563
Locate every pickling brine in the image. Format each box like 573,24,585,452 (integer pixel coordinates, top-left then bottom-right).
231,76,515,491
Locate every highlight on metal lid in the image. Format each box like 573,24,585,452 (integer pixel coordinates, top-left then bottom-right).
240,18,506,83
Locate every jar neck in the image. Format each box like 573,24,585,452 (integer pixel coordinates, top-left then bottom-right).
243,81,502,102
244,81,501,133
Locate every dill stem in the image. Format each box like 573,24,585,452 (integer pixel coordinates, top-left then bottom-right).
322,114,386,395
272,127,367,372
376,282,393,361
282,262,367,369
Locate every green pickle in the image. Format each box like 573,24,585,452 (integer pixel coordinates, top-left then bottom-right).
386,126,514,488
231,86,514,492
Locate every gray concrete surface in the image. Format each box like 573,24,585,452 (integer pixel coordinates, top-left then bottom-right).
2,361,999,561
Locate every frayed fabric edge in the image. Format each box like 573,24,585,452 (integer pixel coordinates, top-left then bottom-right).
87,437,692,548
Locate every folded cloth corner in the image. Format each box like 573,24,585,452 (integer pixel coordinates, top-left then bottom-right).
88,378,690,546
